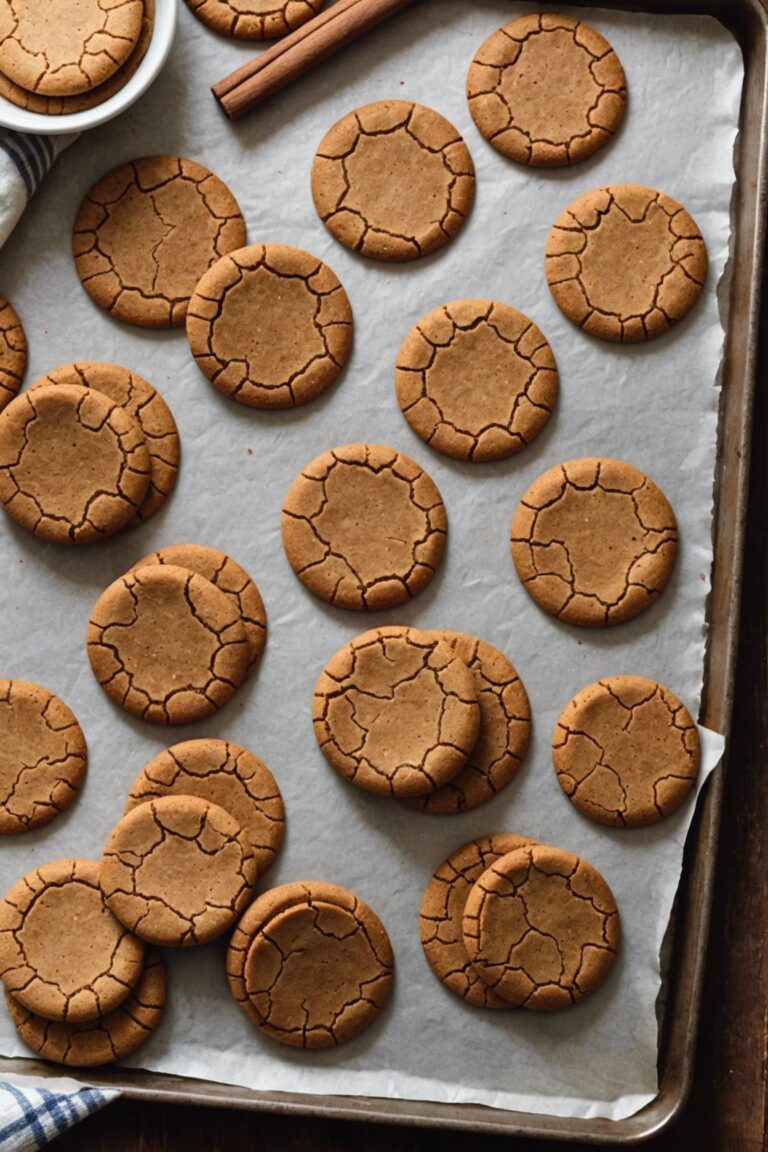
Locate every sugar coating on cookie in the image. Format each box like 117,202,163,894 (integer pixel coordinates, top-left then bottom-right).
463,844,620,1010
187,243,352,410
419,834,537,1008
404,631,530,814
313,626,481,798
125,739,285,875
0,859,145,1022
282,443,447,611
0,297,26,413
510,457,678,627
0,680,87,835
312,99,475,261
0,0,143,96
101,796,257,947
87,564,249,725
0,383,151,545
467,13,626,168
546,184,707,342
553,675,700,827
73,156,246,329
395,300,557,462
185,0,324,41
6,948,166,1067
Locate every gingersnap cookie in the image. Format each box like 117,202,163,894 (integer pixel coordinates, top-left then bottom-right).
0,859,145,1022
34,362,179,526
186,243,352,410
0,297,26,413
6,948,165,1068
0,680,87,835
553,675,700,828
546,185,708,342
130,544,266,670
185,0,324,40
73,156,246,329
87,564,249,724
463,843,620,1010
467,14,626,168
312,99,475,261
227,881,394,1048
420,835,538,1008
395,300,557,462
510,457,678,627
101,795,257,947
404,632,530,814
125,739,284,875
0,383,151,545
0,0,143,97
282,443,447,611
313,626,481,798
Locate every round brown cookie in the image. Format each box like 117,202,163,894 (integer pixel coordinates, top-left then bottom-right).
313,626,481,798
553,675,700,828
312,99,475,261
33,362,179,526
125,739,284,875
0,680,87,835
73,156,246,329
0,0,154,115
228,881,394,1048
5,948,165,1067
546,184,708,342
87,564,249,725
100,795,257,947
463,843,620,1010
0,859,145,1022
282,443,447,611
510,457,678,627
0,0,143,96
419,834,538,1008
186,243,352,410
0,297,26,413
0,384,151,545
403,632,531,814
395,300,557,463
467,13,626,168
129,544,266,670
185,0,324,41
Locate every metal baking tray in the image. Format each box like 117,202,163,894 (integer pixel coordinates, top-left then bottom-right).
1,0,764,1142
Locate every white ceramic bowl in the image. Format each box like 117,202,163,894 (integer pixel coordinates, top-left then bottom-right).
0,0,178,136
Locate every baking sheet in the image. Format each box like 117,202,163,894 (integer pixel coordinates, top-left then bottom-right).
0,0,741,1124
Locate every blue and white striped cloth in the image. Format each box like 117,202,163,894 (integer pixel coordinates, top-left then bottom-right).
0,129,77,250
0,1074,117,1150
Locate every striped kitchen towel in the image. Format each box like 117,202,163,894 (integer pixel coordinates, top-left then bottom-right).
0,130,78,251
0,1073,117,1150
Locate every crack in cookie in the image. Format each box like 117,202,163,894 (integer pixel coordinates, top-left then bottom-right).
185,0,324,41
0,297,26,413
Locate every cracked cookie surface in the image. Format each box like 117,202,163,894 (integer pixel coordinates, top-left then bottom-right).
553,675,700,827
395,299,557,462
6,947,165,1067
125,738,285,875
34,361,179,526
0,858,145,1022
227,880,394,1048
463,843,620,1010
87,563,249,724
312,99,475,261
419,834,537,1008
0,383,151,545
546,184,707,342
187,243,352,410
510,457,678,627
100,795,257,947
467,13,626,168
404,631,530,814
0,297,26,413
313,626,481,798
130,543,266,670
0,680,87,835
282,443,447,611
73,155,246,329
185,0,324,41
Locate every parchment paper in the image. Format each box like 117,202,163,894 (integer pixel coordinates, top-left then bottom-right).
0,1,742,1123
